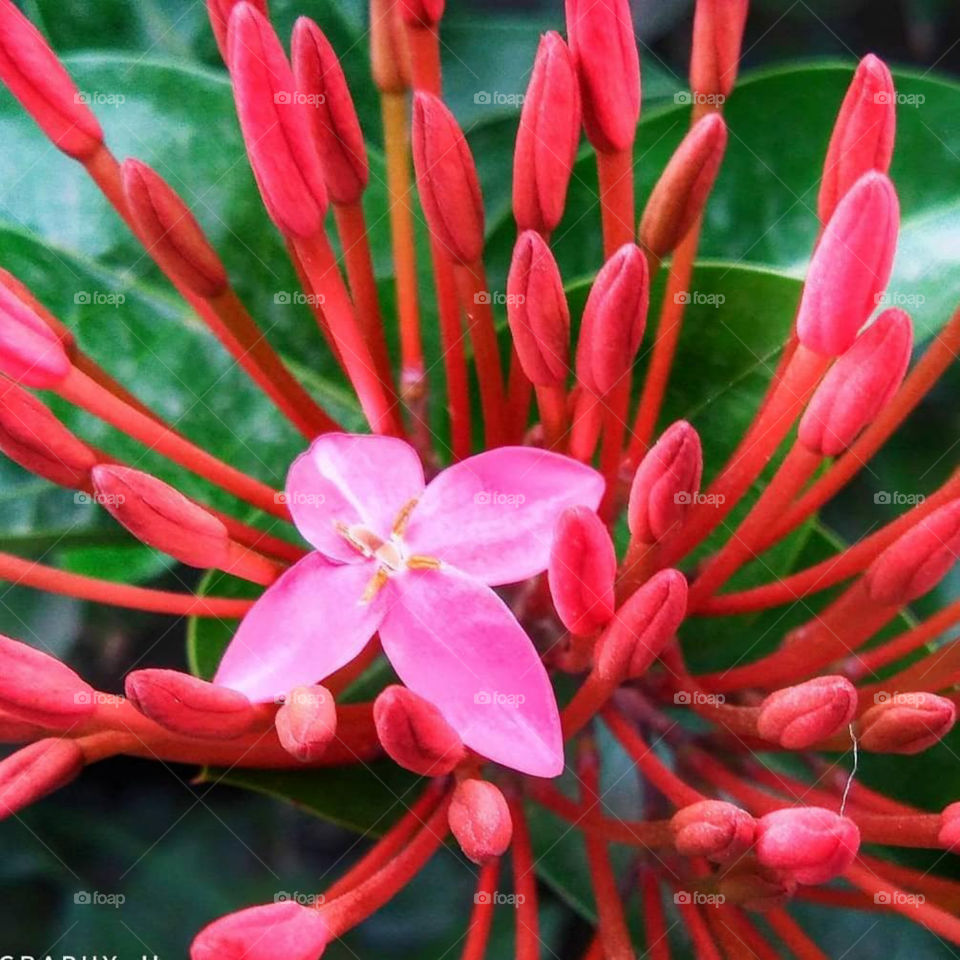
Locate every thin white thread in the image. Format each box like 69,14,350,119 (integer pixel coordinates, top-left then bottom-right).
839,723,859,816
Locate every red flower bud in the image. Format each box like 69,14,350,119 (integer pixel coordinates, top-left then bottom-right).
565,0,640,154
549,506,616,637
689,0,749,99
671,800,755,863
207,0,269,64
125,669,256,740
0,0,104,159
796,171,899,357
370,0,410,94
798,309,912,457
412,93,485,264
0,738,84,819
121,159,229,299
757,676,857,749
292,18,369,206
398,0,445,28
595,568,688,681
0,284,71,388
0,268,75,351
227,3,329,238
639,113,727,259
91,465,232,569
938,801,960,852
191,901,330,960
865,499,960,606
373,685,465,776
0,708,47,743
818,55,896,225
448,779,512,865
275,685,337,762
858,693,956,755
513,32,581,234
575,243,649,396
628,421,703,543
506,231,570,387
755,807,860,885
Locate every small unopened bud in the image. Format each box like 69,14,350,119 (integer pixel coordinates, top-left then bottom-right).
513,32,581,234
125,669,256,740
938,802,960,852
628,421,703,543
575,243,649,396
757,676,857,749
0,284,71,388
755,807,860,885
448,779,512,864
373,685,465,776
207,0,269,64
275,685,337,762
639,114,727,259
0,739,84,818
549,506,616,637
191,901,330,960
398,0,445,28
858,693,956,755
796,172,899,357
689,0,749,100
798,309,912,457
91,465,231,569
671,800,755,863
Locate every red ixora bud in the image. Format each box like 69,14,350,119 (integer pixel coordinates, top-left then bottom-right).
191,901,330,960
448,779,513,865
798,309,912,457
549,506,616,637
91,465,232,569
796,171,899,357
398,0,445,28
0,738,84,819
373,685,465,776
0,0,104,160
575,243,649,396
858,692,956,755
865,498,960,606
507,231,570,387
755,807,860,885
412,93,485,264
671,800,756,863
513,32,581,235
125,669,256,740
689,0,749,100
0,284,71,388
938,802,960,852
275,685,337,762
818,54,896,224
639,113,727,260
207,0,269,64
628,421,703,544
292,18,369,206
757,676,857,749
227,2,329,239
565,0,640,154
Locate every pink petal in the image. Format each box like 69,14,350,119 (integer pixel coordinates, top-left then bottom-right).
286,433,425,561
380,567,563,777
214,553,388,702
403,447,605,584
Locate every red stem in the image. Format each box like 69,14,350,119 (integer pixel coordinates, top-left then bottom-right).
508,794,540,960
461,858,500,960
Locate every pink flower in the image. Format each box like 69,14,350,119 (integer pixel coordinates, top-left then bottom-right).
214,433,604,776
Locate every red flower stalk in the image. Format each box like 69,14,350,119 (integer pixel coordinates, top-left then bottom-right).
0,284,72,388
372,685,465,775
670,800,756,862
0,738,85,819
275,685,337,761
448,779,512,864
689,0,750,99
938,802,960,851
755,807,860,885
398,0,445,28
370,0,411,95
858,694,956,755
756,676,857,749
191,900,330,960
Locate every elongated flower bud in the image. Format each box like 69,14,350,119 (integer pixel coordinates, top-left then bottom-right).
671,800,755,863
865,499,960,606
0,285,71,388
207,0,269,64
448,779,512,864
818,54,896,224
506,231,570,387
292,18,369,206
796,172,899,357
227,3,329,238
0,708,47,744
91,465,232,569
595,568,688,681
628,421,703,544
757,676,857,749
798,309,912,457
549,506,616,637
275,685,337,762
0,268,75,352
0,0,104,159
639,114,727,259
938,802,960,852
0,739,84,818
689,0,749,100
370,0,410,94
858,693,956,755
575,243,649,396
191,901,330,960
513,32,581,234
565,0,640,154
122,159,229,298
373,685,465,776
755,807,860,885
398,0,445,28
412,93,485,264
125,669,257,740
